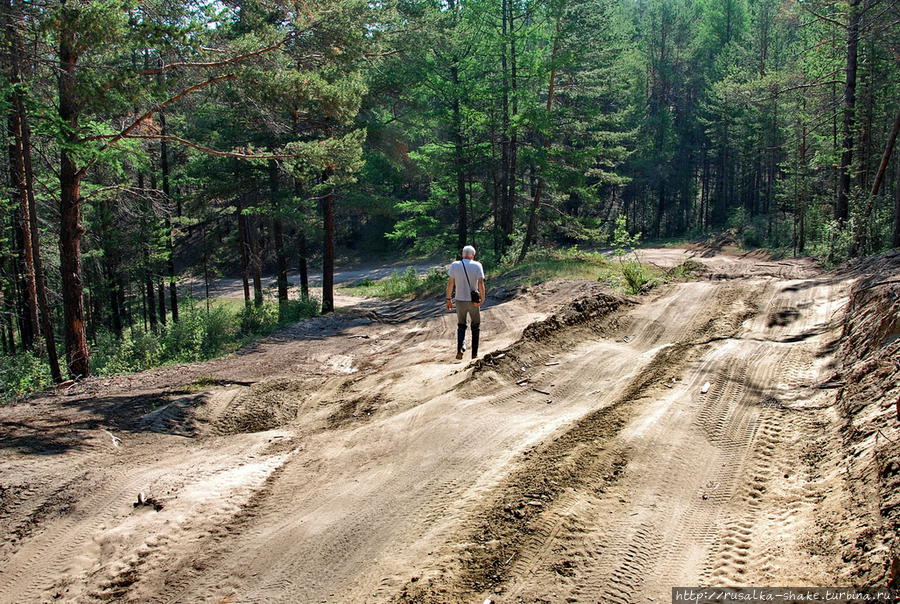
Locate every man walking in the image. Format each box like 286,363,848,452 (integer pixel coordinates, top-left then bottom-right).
446,245,486,360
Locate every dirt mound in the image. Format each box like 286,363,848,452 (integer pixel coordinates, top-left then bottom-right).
833,250,900,586
469,291,628,383
691,229,741,256
211,379,311,435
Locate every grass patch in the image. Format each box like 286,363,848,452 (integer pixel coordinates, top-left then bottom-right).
338,246,699,301
501,247,678,295
0,296,320,402
339,267,447,298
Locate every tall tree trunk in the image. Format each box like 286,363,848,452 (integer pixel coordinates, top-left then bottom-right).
298,228,309,300
291,114,310,300
518,14,560,263
893,152,900,249
58,3,90,378
157,275,166,325
249,215,263,308
7,96,39,354
852,108,900,255
836,0,861,226
12,213,34,350
506,1,518,251
655,180,666,239
1,252,15,353
451,63,467,250
498,0,512,254
270,160,289,303
3,0,59,379
321,171,336,314
159,108,178,322
20,95,62,379
144,256,157,330
237,195,252,309
107,264,122,336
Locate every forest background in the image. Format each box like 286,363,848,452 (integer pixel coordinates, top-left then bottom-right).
1,0,898,393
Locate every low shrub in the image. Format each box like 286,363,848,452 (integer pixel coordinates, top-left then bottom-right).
0,351,53,403
341,267,446,298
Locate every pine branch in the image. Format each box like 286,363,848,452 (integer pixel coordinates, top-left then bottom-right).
133,15,329,77
77,74,236,176
797,2,848,29
89,133,304,159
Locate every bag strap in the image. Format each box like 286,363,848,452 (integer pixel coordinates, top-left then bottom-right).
460,259,474,292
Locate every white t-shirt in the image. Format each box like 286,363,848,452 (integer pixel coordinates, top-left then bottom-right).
448,259,484,301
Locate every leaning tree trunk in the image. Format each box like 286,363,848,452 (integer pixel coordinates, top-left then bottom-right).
852,108,900,255
836,0,861,226
58,3,90,378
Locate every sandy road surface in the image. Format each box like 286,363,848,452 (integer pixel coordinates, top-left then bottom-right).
0,249,864,603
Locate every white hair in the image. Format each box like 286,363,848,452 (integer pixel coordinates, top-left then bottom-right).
461,245,476,258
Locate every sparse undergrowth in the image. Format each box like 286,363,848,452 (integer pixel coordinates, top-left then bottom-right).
340,246,704,301
338,267,448,298
0,296,319,403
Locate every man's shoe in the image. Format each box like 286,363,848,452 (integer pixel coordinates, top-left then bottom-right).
471,353,478,360
456,350,464,360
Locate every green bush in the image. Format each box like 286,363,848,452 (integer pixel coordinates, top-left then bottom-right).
92,297,319,377
278,297,320,323
620,260,654,294
0,351,52,403
340,267,446,298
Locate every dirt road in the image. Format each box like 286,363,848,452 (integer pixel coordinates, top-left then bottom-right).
0,249,870,603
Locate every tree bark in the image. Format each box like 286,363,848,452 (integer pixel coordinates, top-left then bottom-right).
7,97,40,354
250,215,263,308
506,0,518,252
518,14,560,263
160,107,178,322
852,108,900,254
58,2,90,377
836,0,861,226
237,195,252,309
893,152,900,249
321,171,336,314
291,113,310,300
20,83,62,380
498,0,512,254
2,0,58,378
270,160,289,303
157,275,167,325
451,63,467,251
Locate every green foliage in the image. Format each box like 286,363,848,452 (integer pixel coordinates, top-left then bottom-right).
726,207,767,249
91,297,319,377
0,352,53,403
341,267,446,298
619,261,654,295
612,214,642,255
